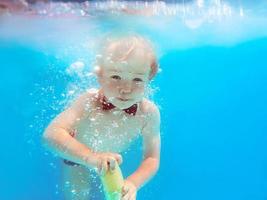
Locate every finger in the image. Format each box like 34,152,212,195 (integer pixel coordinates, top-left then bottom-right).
121,185,127,195
102,160,108,174
98,159,107,175
129,193,136,200
122,185,129,196
114,154,123,165
96,158,103,175
107,157,116,171
100,160,106,175
122,192,130,200
124,187,135,200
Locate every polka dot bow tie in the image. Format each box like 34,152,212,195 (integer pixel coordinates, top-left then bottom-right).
101,97,138,116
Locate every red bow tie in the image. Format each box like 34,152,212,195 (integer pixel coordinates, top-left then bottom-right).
101,97,138,116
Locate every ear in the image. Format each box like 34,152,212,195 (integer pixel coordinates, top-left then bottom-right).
94,66,104,84
149,61,158,80
94,66,102,76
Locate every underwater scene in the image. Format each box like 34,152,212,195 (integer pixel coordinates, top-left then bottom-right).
0,0,267,200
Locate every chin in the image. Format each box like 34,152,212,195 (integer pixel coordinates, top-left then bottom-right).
113,100,134,109
109,98,136,109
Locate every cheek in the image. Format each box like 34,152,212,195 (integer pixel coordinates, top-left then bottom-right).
103,80,119,91
133,84,145,93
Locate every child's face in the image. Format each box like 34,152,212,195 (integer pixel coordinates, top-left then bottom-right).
98,54,151,109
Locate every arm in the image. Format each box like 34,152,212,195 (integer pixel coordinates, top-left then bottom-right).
126,104,161,189
42,92,97,167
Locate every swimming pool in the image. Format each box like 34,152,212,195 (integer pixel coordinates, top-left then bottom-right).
1,1,267,200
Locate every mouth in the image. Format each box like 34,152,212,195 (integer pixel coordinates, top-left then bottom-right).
117,97,131,102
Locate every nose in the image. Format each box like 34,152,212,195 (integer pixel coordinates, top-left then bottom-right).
119,82,132,95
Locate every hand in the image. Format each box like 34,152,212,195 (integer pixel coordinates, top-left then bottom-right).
93,152,123,175
121,180,137,200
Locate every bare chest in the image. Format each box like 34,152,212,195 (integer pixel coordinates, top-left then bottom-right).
74,109,144,153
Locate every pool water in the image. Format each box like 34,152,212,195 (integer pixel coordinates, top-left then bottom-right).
0,1,267,200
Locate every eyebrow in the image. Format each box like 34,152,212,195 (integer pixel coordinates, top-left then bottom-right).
108,69,146,75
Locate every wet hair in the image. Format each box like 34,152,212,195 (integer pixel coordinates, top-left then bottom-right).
96,35,158,80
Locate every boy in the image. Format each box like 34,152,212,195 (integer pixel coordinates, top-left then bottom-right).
43,35,161,200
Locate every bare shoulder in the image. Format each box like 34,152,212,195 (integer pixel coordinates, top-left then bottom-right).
139,98,160,117
76,88,98,102
47,88,99,129
139,98,161,132
69,88,99,112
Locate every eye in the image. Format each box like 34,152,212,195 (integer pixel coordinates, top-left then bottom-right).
110,75,121,80
133,78,143,82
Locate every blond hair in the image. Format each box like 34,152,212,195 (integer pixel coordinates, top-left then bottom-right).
96,35,158,80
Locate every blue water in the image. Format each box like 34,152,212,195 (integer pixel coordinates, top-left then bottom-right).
1,1,267,200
